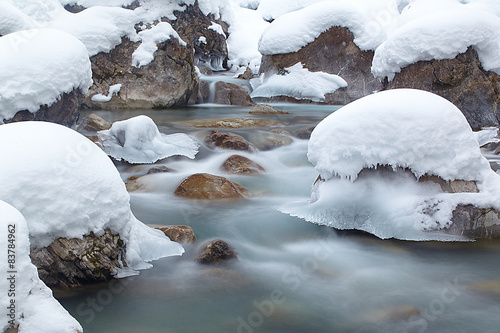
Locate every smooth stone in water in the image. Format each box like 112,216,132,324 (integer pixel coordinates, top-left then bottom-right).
195,239,238,265
249,104,289,114
153,225,197,244
221,154,266,175
205,130,256,152
174,173,248,199
77,113,111,133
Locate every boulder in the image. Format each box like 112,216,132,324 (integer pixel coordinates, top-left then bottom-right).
195,239,238,265
83,36,197,109
238,67,254,80
214,81,255,106
448,205,500,239
3,89,82,128
30,229,126,288
221,155,266,175
249,104,289,114
77,113,111,133
260,26,381,105
384,47,500,130
204,130,256,151
154,225,197,244
174,173,248,199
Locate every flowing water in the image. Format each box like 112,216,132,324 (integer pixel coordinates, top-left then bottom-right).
55,104,500,333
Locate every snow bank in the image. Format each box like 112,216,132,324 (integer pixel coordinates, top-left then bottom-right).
98,115,200,164
0,121,184,272
0,1,39,35
132,21,186,68
251,63,347,102
308,89,490,181
282,89,500,241
258,1,386,55
0,28,92,122
372,7,500,80
0,201,83,333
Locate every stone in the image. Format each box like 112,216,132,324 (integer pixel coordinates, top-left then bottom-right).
77,113,111,133
147,165,175,174
448,205,500,239
418,175,478,193
248,131,294,150
360,305,421,324
260,26,381,105
154,225,197,244
3,89,82,127
204,130,256,151
83,36,197,109
214,81,255,106
237,67,254,80
179,117,287,129
125,176,146,192
198,66,213,76
174,173,248,199
467,279,500,298
197,80,211,104
30,229,126,288
295,126,316,139
221,155,266,175
249,104,289,114
195,239,238,265
384,47,500,130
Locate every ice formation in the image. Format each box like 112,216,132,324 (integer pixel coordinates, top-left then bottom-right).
98,115,200,164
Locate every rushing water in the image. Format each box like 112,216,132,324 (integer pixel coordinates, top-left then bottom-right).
55,104,500,333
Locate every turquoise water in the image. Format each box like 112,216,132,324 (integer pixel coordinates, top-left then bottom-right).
56,104,500,333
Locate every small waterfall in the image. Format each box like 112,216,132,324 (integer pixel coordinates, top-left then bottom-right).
208,81,217,104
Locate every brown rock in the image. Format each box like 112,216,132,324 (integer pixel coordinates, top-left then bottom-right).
248,131,293,150
147,165,175,174
180,117,287,128
221,155,266,175
448,205,500,239
214,81,255,106
295,126,316,139
154,225,197,244
238,67,254,80
249,104,289,114
195,239,238,265
174,173,248,199
77,113,111,133
418,175,478,193
204,130,255,151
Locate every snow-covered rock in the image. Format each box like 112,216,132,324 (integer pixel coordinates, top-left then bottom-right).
0,121,184,274
0,200,83,333
98,115,200,164
0,28,92,124
282,89,500,240
251,63,347,102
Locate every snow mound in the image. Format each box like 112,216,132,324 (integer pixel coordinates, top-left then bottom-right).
258,1,386,55
0,121,184,272
0,1,39,35
0,201,83,333
0,28,92,122
308,89,491,181
372,7,500,80
250,63,347,102
98,115,200,164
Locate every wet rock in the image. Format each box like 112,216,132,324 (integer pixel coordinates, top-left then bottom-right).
360,305,421,324
270,128,293,136
195,239,238,265
448,205,500,239
204,130,256,151
154,225,197,244
180,117,287,129
197,80,211,103
467,279,500,298
260,26,381,105
221,155,266,175
30,229,126,288
125,176,147,192
198,66,213,76
147,165,175,174
249,104,289,114
238,67,254,80
248,131,293,150
385,47,500,130
174,173,248,199
295,126,316,139
214,81,255,106
3,89,82,127
418,175,478,193
77,113,111,133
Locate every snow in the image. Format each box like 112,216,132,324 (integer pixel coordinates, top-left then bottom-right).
258,1,387,55
282,89,500,241
91,83,122,102
250,63,347,102
208,22,226,37
0,121,184,272
132,21,186,68
0,201,83,332
372,6,500,80
0,28,92,122
0,1,39,35
98,115,200,164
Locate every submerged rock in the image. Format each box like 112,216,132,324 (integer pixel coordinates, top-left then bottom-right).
248,131,293,150
221,155,266,175
205,130,255,151
179,117,287,129
213,81,255,106
147,165,176,174
418,175,478,193
30,229,126,288
249,104,289,114
174,173,248,199
154,225,197,244
77,113,111,133
195,239,238,265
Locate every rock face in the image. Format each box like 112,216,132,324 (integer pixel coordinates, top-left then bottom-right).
195,239,238,265
174,173,248,199
213,81,255,106
204,130,255,151
154,225,197,244
30,229,126,288
384,47,500,130
448,205,500,239
221,155,266,175
260,26,382,105
3,89,82,127
83,36,197,109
